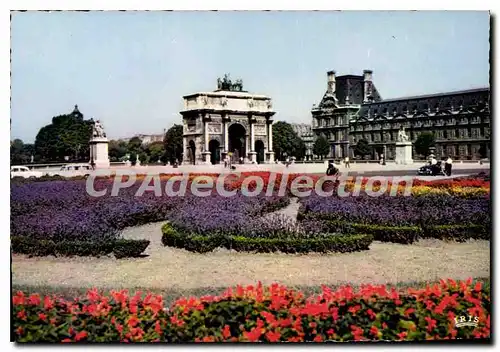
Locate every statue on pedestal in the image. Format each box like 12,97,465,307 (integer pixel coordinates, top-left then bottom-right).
92,120,106,138
397,126,409,142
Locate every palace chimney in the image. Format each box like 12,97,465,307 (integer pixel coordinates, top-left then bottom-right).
363,69,373,103
327,70,336,96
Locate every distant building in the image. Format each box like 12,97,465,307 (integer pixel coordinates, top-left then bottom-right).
312,70,491,160
290,123,315,160
118,131,165,145
135,133,165,145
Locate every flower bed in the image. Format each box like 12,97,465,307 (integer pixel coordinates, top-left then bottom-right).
12,278,490,342
10,179,293,257
298,194,490,243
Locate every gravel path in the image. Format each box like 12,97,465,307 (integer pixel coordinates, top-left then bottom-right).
12,216,490,290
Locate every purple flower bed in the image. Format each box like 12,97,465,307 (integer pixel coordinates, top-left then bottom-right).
11,180,183,241
167,193,292,237
299,194,490,227
11,179,292,242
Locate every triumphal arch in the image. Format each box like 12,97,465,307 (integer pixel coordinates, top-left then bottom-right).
181,74,275,165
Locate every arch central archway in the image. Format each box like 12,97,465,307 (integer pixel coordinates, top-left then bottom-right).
255,140,265,164
228,123,246,163
209,140,221,165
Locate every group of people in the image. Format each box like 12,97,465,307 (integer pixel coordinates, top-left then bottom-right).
429,156,453,176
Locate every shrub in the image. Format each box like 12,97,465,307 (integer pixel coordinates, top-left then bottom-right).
422,224,490,241
112,239,150,259
161,222,373,254
12,278,490,342
322,221,422,244
54,240,114,257
11,236,56,257
11,236,149,258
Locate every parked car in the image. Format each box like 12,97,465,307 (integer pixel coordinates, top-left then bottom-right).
417,161,446,176
48,163,93,177
10,166,45,179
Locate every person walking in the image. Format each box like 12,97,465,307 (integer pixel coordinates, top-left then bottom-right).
445,156,453,176
344,156,350,168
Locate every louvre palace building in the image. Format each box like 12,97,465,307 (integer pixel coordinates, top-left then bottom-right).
311,70,490,160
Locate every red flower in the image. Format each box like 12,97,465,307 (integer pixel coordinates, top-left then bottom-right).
127,315,140,328
474,281,482,292
43,296,54,310
278,318,292,328
38,313,47,321
313,335,323,342
266,331,281,342
61,339,72,343
425,317,437,332
327,329,335,336
15,327,23,335
309,322,317,329
244,328,262,342
350,325,364,341
222,325,231,339
404,308,415,317
382,323,388,329
370,326,379,336
28,294,41,306
202,336,215,342
366,309,376,320
12,292,25,306
16,310,26,321
397,331,407,340
154,320,162,335
86,288,100,302
75,331,88,341
348,304,361,315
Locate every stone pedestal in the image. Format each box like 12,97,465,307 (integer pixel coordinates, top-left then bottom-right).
248,151,257,163
202,151,212,164
89,137,110,168
266,151,275,164
395,142,413,165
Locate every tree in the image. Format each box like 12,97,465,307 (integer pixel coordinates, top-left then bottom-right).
10,139,34,164
146,141,165,163
272,121,305,160
108,140,128,162
163,124,183,164
127,137,143,155
313,136,330,160
34,105,93,162
353,138,371,158
414,132,436,157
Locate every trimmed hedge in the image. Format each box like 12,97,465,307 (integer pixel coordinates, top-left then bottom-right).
321,220,422,244
12,278,490,342
113,239,150,259
11,236,150,259
161,223,373,254
298,214,489,244
422,224,490,241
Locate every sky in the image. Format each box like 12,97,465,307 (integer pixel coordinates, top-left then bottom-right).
11,11,490,143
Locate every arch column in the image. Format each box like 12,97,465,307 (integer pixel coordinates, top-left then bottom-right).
202,113,211,164
221,113,229,161
248,113,257,163
266,119,275,163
